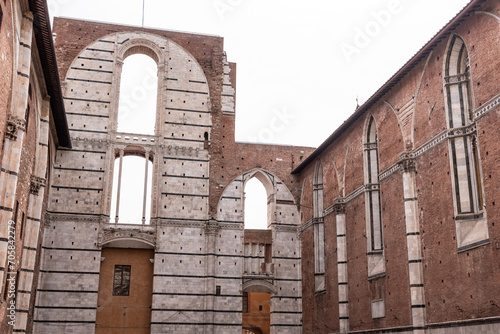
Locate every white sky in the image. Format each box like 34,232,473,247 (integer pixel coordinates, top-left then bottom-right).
48,0,471,147
47,0,471,227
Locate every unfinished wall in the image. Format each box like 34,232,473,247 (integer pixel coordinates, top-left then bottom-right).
35,17,312,334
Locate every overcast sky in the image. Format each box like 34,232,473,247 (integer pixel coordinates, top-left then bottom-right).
47,0,472,228
48,0,471,148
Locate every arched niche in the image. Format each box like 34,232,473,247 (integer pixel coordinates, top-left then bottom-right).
242,279,276,294
102,238,155,249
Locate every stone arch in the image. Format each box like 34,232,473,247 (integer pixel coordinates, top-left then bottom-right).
62,30,212,138
243,169,277,229
362,113,377,144
363,114,379,184
102,237,155,249
216,168,299,227
242,279,276,294
442,34,485,217
243,169,276,198
117,37,164,65
114,37,164,135
110,153,153,224
100,227,156,249
312,161,323,218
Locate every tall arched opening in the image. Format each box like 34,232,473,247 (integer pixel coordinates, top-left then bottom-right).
117,54,158,135
244,177,268,230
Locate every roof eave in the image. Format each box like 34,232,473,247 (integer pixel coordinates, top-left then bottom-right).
29,0,71,148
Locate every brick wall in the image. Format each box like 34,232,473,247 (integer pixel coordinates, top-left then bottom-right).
0,0,14,163
297,0,500,332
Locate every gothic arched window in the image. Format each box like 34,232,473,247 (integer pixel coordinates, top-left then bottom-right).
444,35,483,215
313,161,325,292
364,116,383,252
443,35,488,251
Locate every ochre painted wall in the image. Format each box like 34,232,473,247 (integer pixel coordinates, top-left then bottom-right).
96,248,154,334
243,292,271,334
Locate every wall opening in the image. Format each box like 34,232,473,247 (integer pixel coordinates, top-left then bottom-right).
244,177,268,230
110,155,153,224
443,35,488,251
444,35,484,216
96,248,153,334
364,116,383,252
312,161,325,292
242,291,271,334
117,54,157,135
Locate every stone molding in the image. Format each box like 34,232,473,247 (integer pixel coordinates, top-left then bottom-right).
99,225,156,248
399,153,416,173
333,200,346,215
474,92,500,119
6,116,26,140
45,212,107,224
205,219,220,235
30,176,46,195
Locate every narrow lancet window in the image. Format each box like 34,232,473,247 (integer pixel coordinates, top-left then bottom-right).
443,35,488,251
313,161,325,291
364,116,383,252
244,177,268,230
444,35,484,216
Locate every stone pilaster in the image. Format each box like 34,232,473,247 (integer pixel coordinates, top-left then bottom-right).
13,97,51,332
334,200,349,333
204,220,219,334
0,11,34,296
399,154,426,334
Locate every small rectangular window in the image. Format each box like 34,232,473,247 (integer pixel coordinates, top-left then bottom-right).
113,265,131,296
215,285,221,296
242,292,248,313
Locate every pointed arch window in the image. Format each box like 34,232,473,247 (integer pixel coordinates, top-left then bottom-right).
117,54,158,135
244,177,268,230
313,162,325,292
364,116,383,253
444,35,484,216
444,35,488,251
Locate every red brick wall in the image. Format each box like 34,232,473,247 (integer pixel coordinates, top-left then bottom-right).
0,0,14,163
298,0,500,332
0,81,38,333
52,17,224,86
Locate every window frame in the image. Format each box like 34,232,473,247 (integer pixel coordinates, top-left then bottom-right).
112,264,131,296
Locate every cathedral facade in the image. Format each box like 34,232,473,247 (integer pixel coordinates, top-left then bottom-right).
1,0,500,333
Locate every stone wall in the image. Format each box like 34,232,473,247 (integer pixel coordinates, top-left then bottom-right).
34,17,313,334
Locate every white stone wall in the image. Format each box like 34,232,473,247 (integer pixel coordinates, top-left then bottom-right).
217,170,302,333
36,28,302,333
33,219,100,333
